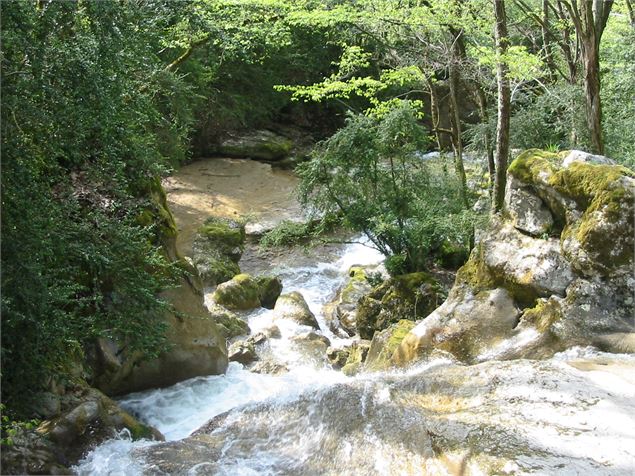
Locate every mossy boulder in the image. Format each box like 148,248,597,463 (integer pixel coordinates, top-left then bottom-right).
273,291,320,329
217,130,293,161
22,387,164,468
341,340,371,376
356,272,441,340
192,217,245,286
213,274,261,311
255,275,283,309
330,266,374,336
208,304,250,339
394,149,634,368
508,149,635,276
365,320,416,372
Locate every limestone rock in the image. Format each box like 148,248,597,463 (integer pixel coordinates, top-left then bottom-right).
217,130,293,161
365,320,416,372
228,340,258,365
273,292,320,329
209,304,250,339
341,340,371,376
395,150,634,367
356,272,442,340
255,275,283,309
213,274,261,311
326,346,351,369
505,175,554,236
192,217,245,286
291,330,331,347
331,267,373,336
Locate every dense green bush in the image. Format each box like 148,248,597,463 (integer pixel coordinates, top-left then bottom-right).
297,102,477,274
0,1,186,415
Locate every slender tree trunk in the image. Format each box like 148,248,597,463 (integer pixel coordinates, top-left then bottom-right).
493,0,511,213
425,75,444,151
448,27,468,207
542,0,559,80
626,0,634,29
474,86,495,195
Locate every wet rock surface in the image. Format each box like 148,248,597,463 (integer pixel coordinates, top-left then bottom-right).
137,353,635,476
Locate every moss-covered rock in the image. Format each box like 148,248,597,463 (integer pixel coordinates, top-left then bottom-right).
341,340,371,376
255,275,283,309
208,304,250,339
23,387,164,468
329,266,374,336
213,274,261,311
365,320,416,372
356,272,441,340
227,340,258,365
273,292,320,329
192,217,245,286
216,130,293,161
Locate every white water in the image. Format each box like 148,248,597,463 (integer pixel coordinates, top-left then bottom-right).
74,237,635,475
75,238,385,474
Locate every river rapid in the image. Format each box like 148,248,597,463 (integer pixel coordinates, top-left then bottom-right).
75,159,635,475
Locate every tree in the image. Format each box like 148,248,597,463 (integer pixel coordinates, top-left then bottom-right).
492,0,512,212
297,102,476,274
561,0,614,154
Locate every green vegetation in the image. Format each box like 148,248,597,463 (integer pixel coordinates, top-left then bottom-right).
297,102,477,274
2,0,633,422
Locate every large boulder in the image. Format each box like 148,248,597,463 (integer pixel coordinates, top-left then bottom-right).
88,180,228,395
395,150,635,366
1,387,163,474
356,272,442,340
255,275,283,309
213,274,261,310
192,217,245,286
328,267,373,336
273,292,320,329
216,130,293,161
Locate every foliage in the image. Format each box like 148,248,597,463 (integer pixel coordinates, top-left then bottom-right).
297,102,478,274
1,1,185,415
260,214,339,248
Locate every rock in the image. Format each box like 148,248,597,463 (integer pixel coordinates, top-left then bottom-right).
505,175,554,236
395,150,635,367
356,272,442,340
26,388,164,467
138,356,635,475
331,267,373,336
30,392,62,419
261,325,282,339
291,331,331,347
326,346,351,368
273,292,320,329
0,429,73,475
213,274,261,311
561,149,616,167
209,304,250,339
365,320,416,372
250,360,289,375
89,180,229,395
228,340,258,365
216,130,293,161
255,275,283,309
192,217,245,286
89,269,228,395
341,340,371,376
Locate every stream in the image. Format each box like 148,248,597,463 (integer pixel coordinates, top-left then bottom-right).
75,159,635,475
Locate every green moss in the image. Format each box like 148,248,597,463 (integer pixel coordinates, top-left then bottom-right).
340,267,367,303
521,298,563,333
552,162,635,272
508,149,560,184
254,276,283,309
213,273,261,310
456,243,538,308
199,221,245,249
365,320,415,372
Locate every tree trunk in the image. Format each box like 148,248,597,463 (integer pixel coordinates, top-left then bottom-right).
581,35,604,154
493,0,511,213
474,86,495,195
448,27,468,207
